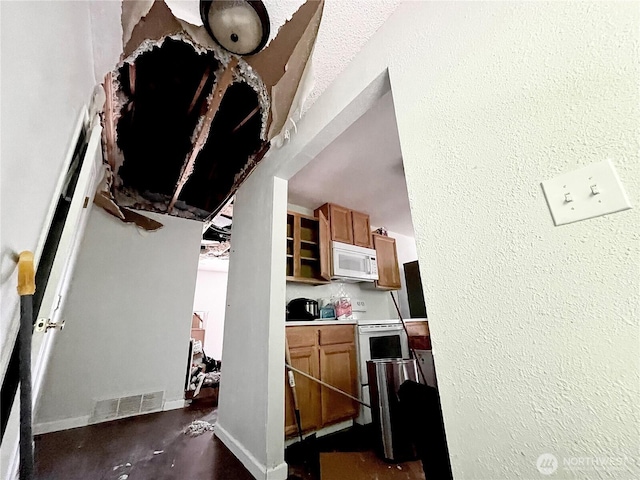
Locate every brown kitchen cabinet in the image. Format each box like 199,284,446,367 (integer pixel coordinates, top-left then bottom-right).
315,203,373,248
284,345,321,435
285,325,358,437
372,233,402,290
286,211,330,285
406,321,431,350
351,210,372,248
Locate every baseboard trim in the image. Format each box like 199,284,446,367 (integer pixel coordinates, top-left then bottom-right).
214,423,288,480
34,398,185,435
163,398,185,411
33,415,90,435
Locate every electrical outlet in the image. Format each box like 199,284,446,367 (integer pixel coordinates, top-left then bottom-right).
352,299,367,312
541,159,632,226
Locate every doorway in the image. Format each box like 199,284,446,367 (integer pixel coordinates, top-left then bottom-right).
185,200,234,406
280,83,447,479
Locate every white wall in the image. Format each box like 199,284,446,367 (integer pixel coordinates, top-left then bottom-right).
216,175,288,480
34,207,202,428
193,267,229,360
222,2,640,479
286,281,395,321
0,0,97,382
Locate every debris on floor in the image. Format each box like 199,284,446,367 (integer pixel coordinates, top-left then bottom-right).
112,461,133,479
153,450,164,455
319,452,424,480
184,419,215,437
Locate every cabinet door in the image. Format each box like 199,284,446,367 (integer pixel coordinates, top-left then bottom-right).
319,343,358,426
328,204,354,244
351,210,372,248
286,211,328,285
318,210,331,281
285,346,321,436
373,234,402,290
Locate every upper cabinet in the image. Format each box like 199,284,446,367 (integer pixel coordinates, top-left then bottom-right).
372,233,401,290
287,211,331,285
351,211,372,248
315,203,373,249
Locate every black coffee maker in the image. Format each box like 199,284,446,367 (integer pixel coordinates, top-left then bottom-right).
286,298,319,321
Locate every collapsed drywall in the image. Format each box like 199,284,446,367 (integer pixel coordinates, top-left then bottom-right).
98,0,324,227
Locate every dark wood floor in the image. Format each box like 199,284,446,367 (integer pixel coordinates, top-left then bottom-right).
34,403,254,480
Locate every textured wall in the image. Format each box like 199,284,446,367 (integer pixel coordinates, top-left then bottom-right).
387,3,640,478
253,1,639,478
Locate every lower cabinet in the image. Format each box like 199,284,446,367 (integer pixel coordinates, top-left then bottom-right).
285,325,358,437
319,343,358,425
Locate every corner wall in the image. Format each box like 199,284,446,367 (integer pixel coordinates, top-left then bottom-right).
216,174,288,479
34,207,202,430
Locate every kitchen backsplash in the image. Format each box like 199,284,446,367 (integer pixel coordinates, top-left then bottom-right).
286,281,397,321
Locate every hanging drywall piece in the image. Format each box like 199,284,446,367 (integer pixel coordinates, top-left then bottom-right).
247,0,324,141
98,0,324,224
93,166,163,231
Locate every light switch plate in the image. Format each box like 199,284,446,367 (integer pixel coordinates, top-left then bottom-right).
541,159,632,226
352,298,367,312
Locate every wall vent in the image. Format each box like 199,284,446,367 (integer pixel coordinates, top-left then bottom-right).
141,391,164,413
118,394,143,417
90,391,165,424
90,398,119,423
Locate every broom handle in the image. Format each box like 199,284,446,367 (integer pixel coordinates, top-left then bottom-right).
18,251,35,480
284,338,301,409
284,337,304,442
285,364,371,408
390,291,428,385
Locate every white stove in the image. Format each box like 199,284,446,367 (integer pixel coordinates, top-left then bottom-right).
355,319,410,425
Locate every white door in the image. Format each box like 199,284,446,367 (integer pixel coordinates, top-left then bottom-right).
30,118,102,405
2,108,103,480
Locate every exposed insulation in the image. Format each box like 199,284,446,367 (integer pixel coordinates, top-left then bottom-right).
98,0,323,223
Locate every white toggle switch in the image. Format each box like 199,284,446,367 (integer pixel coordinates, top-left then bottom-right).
541,159,632,226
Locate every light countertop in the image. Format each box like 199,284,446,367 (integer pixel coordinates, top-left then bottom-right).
285,320,357,326
285,318,427,326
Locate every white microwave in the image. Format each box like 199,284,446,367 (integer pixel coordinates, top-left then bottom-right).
331,241,378,282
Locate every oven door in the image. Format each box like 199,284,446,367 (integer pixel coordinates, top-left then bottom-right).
357,324,409,385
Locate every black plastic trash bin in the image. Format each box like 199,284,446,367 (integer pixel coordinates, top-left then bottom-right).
398,380,453,480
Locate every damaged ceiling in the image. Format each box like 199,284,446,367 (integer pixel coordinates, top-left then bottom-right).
98,0,324,230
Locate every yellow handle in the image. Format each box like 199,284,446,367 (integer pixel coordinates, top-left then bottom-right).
17,251,35,296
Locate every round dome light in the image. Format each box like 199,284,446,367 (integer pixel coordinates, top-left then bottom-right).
200,0,270,56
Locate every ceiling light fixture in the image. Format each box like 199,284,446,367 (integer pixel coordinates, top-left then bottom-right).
200,0,270,56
